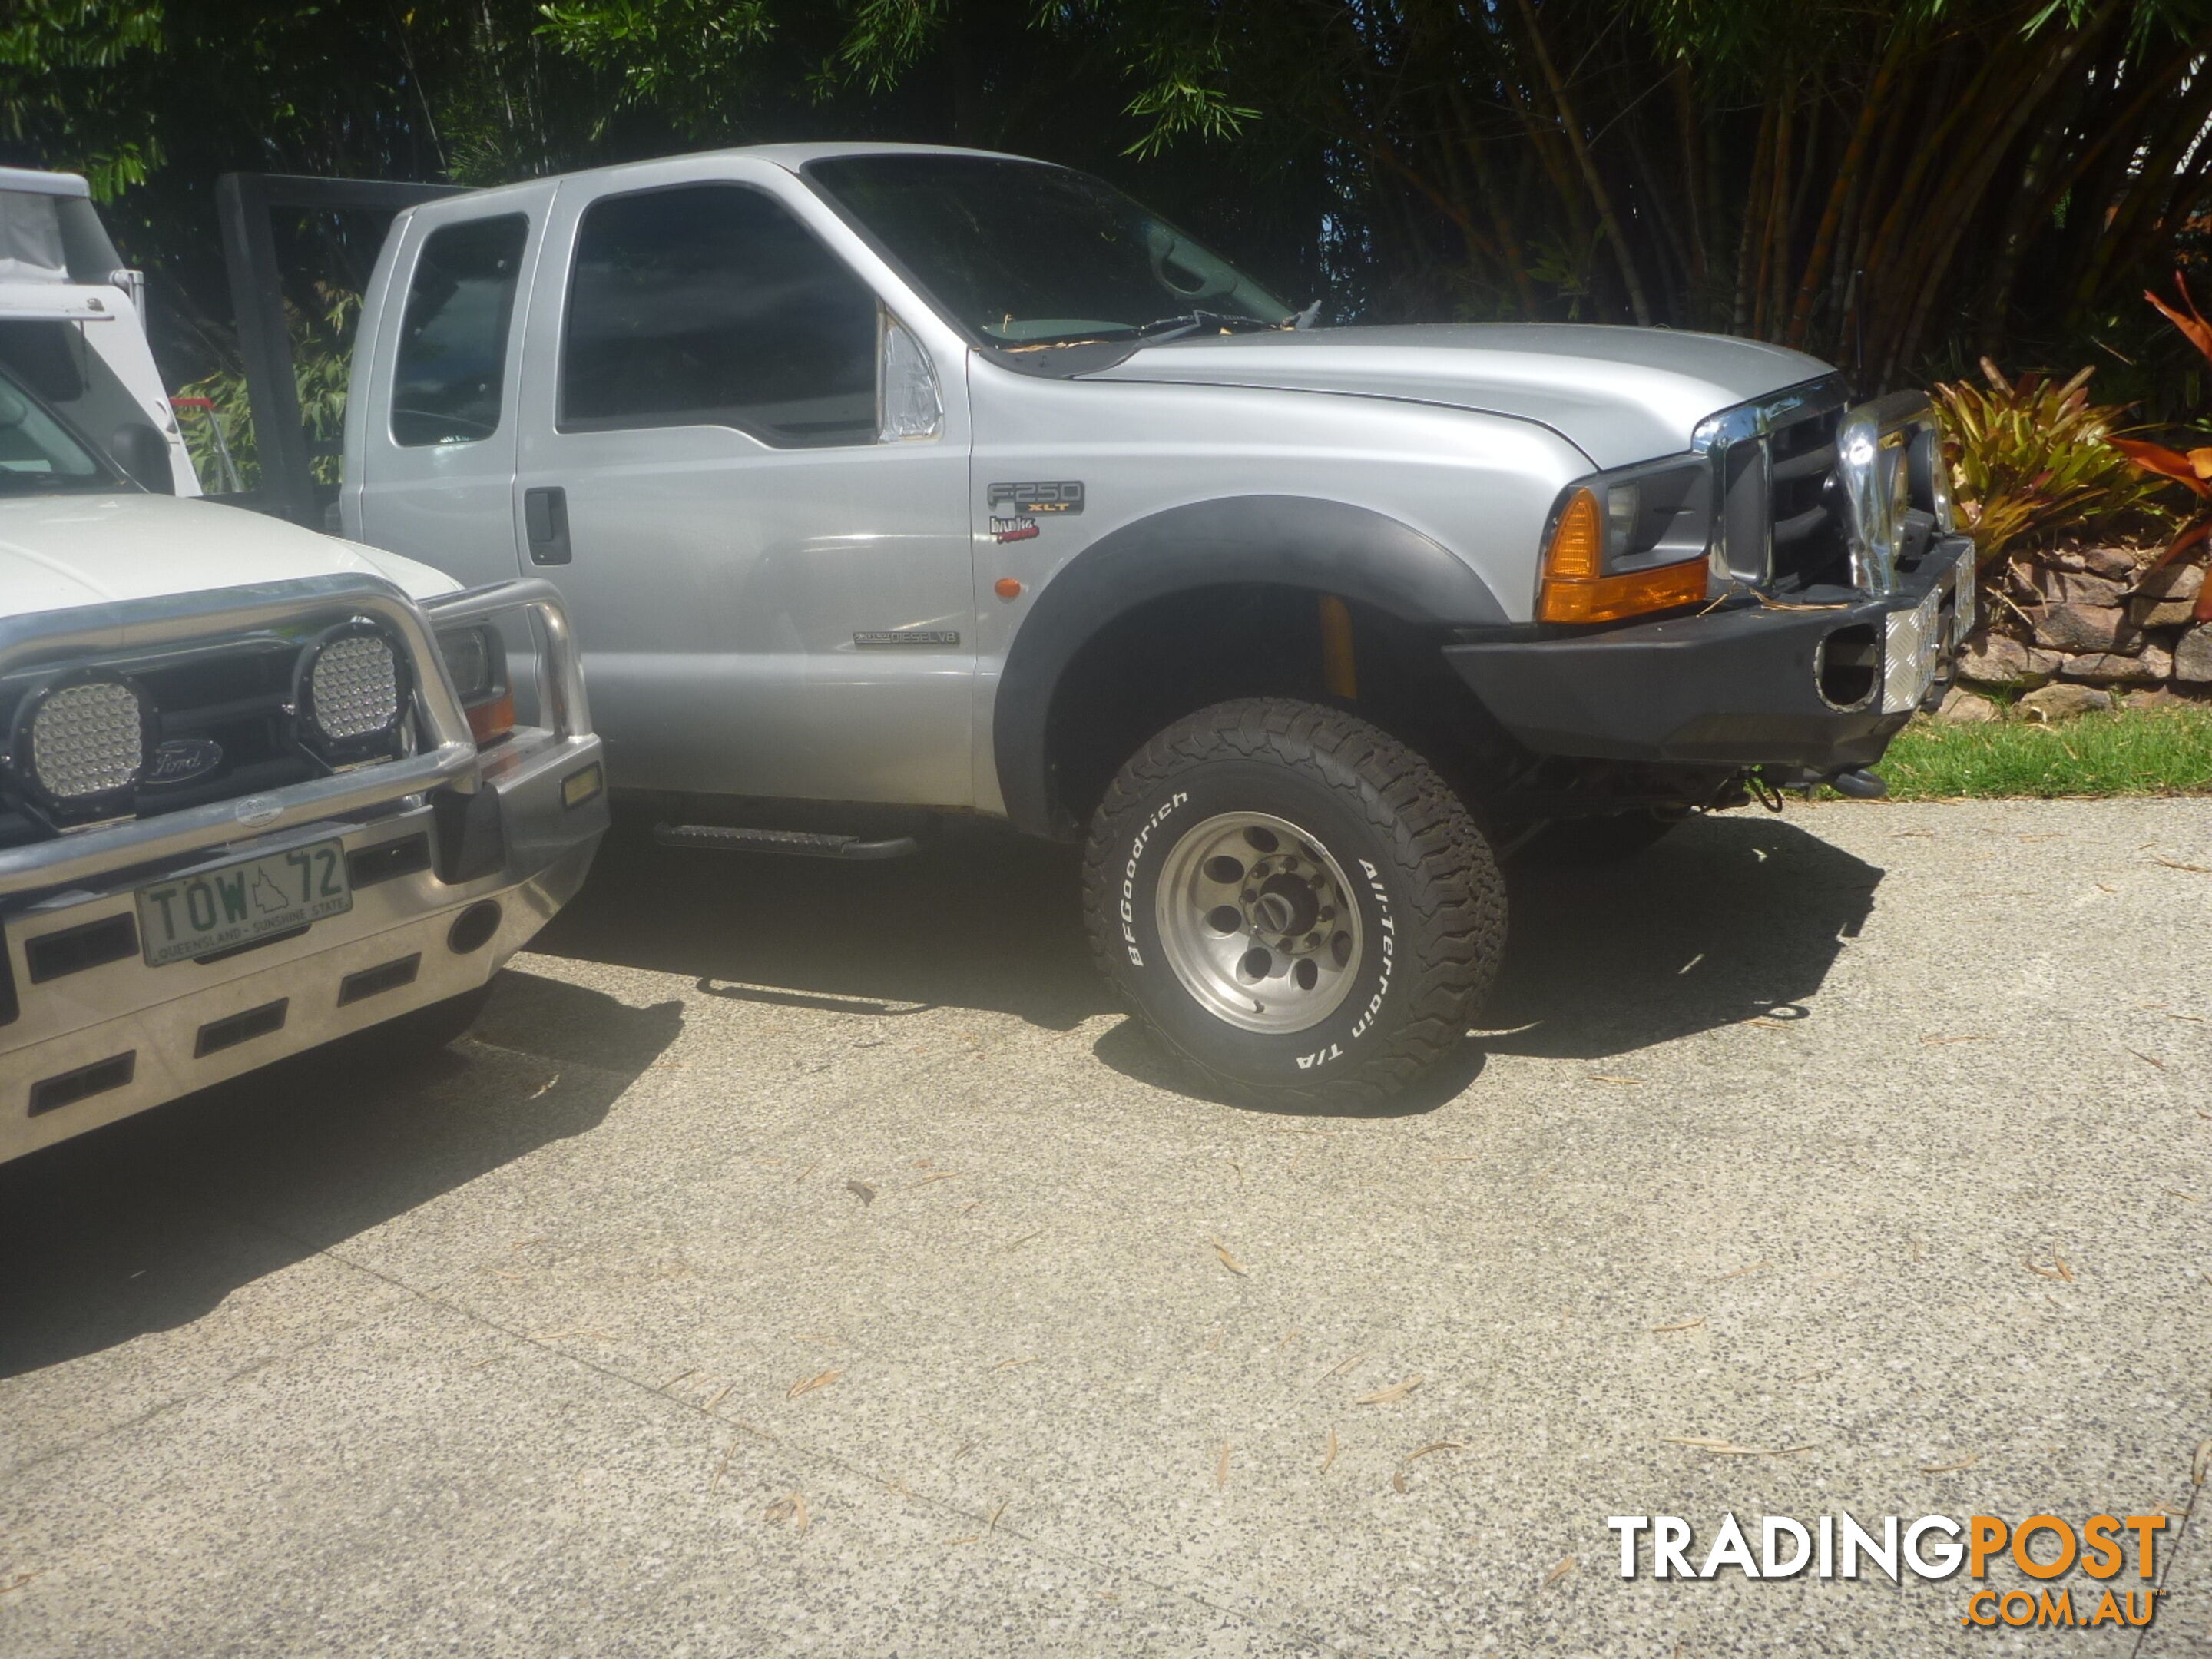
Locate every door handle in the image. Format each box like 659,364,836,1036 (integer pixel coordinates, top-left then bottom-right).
524,485,571,565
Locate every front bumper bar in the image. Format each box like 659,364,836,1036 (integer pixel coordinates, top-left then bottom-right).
1444,536,1975,771
2,577,607,1164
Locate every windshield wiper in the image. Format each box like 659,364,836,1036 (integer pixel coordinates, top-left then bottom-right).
1127,310,1283,343
995,310,1285,353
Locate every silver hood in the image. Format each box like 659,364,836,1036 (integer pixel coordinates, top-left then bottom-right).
1084,323,1835,471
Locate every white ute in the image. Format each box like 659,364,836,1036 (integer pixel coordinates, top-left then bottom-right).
0,172,608,1162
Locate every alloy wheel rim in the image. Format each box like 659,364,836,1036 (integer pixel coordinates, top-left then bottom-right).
1153,810,1365,1035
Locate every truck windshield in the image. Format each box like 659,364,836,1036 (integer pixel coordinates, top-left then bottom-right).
0,363,114,494
804,154,1293,348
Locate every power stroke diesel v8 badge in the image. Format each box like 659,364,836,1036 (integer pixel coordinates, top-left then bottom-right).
988,481,1083,543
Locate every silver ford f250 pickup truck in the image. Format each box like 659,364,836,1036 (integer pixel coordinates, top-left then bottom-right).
329,141,1969,1108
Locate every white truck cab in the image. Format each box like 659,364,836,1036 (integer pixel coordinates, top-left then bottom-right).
0,167,197,497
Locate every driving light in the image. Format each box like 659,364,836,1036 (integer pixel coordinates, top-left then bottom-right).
1538,487,1709,624
309,634,400,739
19,676,148,807
296,623,409,763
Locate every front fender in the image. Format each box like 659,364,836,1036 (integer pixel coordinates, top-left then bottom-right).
992,494,1508,836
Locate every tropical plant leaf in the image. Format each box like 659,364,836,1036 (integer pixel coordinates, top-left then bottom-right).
1933,366,2176,565
2111,438,2212,497
2146,277,2212,369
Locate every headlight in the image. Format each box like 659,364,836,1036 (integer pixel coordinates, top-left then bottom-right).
1537,460,1713,625
296,622,409,764
435,624,513,745
7,671,151,826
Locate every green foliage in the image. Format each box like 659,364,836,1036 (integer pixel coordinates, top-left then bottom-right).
1114,27,1259,158
1872,704,2212,798
1932,360,2174,566
174,287,356,492
172,366,248,491
834,0,948,94
535,0,775,131
7,0,2211,450
0,0,164,196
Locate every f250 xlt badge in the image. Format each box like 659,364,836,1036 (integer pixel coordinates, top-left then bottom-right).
988,482,1084,514
988,480,1083,543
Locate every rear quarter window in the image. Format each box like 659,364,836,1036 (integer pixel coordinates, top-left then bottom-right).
391,214,528,448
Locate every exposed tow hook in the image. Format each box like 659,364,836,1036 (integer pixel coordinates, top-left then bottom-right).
1750,764,1889,806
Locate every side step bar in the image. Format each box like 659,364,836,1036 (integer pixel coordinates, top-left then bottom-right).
652,823,921,861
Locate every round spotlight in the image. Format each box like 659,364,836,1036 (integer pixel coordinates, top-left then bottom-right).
296,623,409,763
10,673,151,822
308,634,400,740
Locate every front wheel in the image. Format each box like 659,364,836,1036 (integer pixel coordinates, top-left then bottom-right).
1083,699,1506,1109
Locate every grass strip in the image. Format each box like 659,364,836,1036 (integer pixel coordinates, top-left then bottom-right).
1866,704,2212,800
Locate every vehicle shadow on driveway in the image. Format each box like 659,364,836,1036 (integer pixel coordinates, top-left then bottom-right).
0,971,680,1386
534,806,1879,1094
1482,810,1883,1059
531,815,1109,1031
1092,810,1881,1113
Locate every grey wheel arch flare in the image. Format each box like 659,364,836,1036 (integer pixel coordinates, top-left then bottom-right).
991,495,1510,837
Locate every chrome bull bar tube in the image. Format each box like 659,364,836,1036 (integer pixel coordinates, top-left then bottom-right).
0,573,483,902
1835,391,1946,598
420,578,593,740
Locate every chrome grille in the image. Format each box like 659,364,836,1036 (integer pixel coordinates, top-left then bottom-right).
1694,377,1849,593
1766,404,1849,591
1695,379,1953,598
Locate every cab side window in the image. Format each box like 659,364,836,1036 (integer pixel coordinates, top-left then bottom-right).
391,214,528,448
560,184,879,448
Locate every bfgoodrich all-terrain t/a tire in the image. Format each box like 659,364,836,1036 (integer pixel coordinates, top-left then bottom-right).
1083,698,1506,1110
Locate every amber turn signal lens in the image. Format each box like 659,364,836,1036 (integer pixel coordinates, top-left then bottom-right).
994,577,1024,599
1543,488,1605,584
1537,486,1707,624
465,693,515,745
1538,561,1709,624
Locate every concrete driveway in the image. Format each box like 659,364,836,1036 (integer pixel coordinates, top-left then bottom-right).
3,798,2209,1657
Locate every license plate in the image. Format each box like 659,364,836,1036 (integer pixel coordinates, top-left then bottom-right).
136,839,353,966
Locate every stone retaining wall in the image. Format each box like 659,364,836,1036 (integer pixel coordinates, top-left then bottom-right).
1942,548,2208,722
